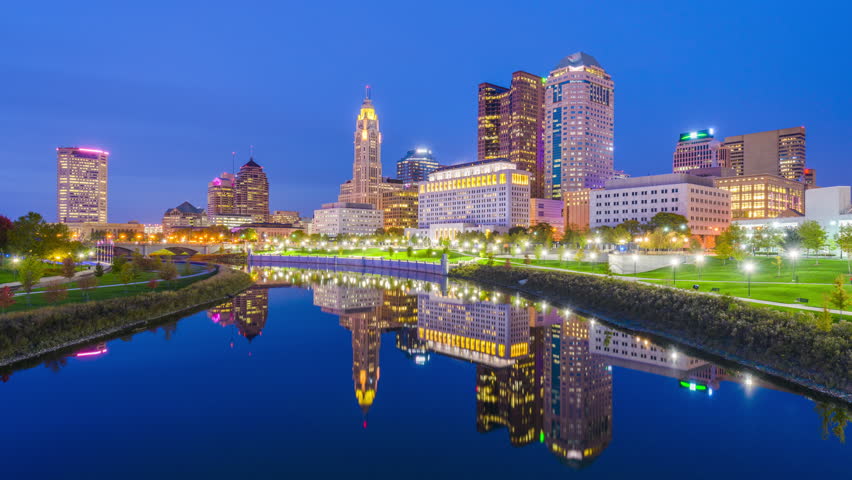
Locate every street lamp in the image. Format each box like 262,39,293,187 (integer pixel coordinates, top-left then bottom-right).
671,258,680,286
695,254,705,280
788,249,799,283
632,254,639,275
11,256,19,281
744,261,755,297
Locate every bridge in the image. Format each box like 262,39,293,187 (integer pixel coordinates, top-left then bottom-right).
114,242,227,256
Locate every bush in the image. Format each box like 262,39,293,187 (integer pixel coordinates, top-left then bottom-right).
0,267,252,364
450,265,852,394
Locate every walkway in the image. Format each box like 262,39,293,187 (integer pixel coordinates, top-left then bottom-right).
10,269,212,298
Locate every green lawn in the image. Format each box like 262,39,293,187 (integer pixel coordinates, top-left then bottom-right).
262,248,474,263
631,256,852,284
504,258,610,274
0,264,86,285
642,279,852,306
2,270,214,314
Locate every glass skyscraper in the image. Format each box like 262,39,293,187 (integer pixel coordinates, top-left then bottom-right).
396,148,439,184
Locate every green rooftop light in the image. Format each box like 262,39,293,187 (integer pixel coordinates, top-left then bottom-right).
678,128,714,142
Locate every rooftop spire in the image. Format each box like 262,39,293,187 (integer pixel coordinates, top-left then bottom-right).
365,84,371,100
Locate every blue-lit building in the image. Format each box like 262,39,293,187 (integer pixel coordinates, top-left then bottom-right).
396,148,439,184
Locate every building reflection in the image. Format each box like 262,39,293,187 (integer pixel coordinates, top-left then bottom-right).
207,286,269,341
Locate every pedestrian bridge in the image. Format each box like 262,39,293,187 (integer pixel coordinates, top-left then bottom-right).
114,242,225,256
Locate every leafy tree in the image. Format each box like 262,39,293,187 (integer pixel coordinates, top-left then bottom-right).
387,246,395,257
773,256,783,278
406,246,413,258
18,257,45,306
530,223,554,246
118,263,138,293
836,225,852,273
8,212,77,258
158,261,178,286
715,225,745,264
0,286,14,313
828,275,851,318
798,220,827,263
182,261,193,276
112,255,127,272
62,257,77,280
508,226,528,237
574,249,585,264
77,276,97,301
649,212,690,234
44,281,68,304
618,219,644,236
817,301,833,332
533,245,544,260
94,263,105,277
815,403,849,444
148,278,159,290
0,215,12,255
779,227,803,253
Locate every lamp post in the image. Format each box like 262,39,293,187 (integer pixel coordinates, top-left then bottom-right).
744,261,755,297
11,256,19,281
671,258,680,286
789,249,799,283
695,254,705,280
632,254,639,275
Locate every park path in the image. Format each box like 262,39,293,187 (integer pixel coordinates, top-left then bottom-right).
468,255,850,316
10,269,211,298
0,269,98,290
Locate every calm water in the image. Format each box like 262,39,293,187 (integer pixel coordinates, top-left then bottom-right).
1,269,847,479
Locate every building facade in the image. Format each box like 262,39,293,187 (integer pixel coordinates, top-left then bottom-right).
564,188,591,231
207,172,235,216
397,148,439,184
234,159,270,222
208,214,253,229
381,186,419,231
713,174,804,220
413,159,531,240
529,198,565,238
270,210,300,225
312,202,383,237
477,71,545,197
57,147,109,223
672,129,725,173
720,127,807,181
590,173,731,240
544,52,615,199
162,201,208,230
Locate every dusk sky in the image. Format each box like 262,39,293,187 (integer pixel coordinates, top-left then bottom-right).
3,0,850,224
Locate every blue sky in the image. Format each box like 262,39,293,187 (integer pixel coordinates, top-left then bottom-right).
2,0,850,223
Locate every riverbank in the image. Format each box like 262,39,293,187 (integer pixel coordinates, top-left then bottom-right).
450,264,852,403
0,266,254,367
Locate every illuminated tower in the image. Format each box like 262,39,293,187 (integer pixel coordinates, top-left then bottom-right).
340,86,383,207
56,147,109,223
477,72,545,197
234,158,270,222
207,172,236,216
397,148,439,184
544,52,615,199
672,129,725,173
233,287,269,341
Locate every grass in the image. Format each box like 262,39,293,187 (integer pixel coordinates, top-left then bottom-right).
261,248,474,263
3,270,213,314
630,256,852,284
642,279,852,307
0,264,86,284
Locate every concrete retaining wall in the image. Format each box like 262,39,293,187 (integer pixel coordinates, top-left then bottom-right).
249,254,449,276
609,254,690,274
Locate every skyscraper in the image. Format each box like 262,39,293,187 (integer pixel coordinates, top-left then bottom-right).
477,72,545,197
544,52,615,199
720,127,807,181
672,129,725,173
340,86,384,207
234,158,269,222
396,148,439,184
56,147,109,223
207,172,235,216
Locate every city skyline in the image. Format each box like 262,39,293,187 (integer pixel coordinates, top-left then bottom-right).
4,1,851,224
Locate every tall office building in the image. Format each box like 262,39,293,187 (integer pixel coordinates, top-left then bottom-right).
234,158,270,222
56,147,109,223
397,148,439,184
544,52,615,199
477,72,545,197
672,129,725,173
207,172,235,216
340,87,384,207
720,127,806,181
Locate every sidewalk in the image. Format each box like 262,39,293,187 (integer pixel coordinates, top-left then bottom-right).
0,268,101,290
10,269,211,297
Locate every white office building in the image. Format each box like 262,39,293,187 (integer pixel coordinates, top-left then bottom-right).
410,159,530,241
590,173,731,239
312,202,383,237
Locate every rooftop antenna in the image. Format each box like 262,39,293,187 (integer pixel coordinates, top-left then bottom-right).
365,84,371,100
250,145,255,159
231,151,236,176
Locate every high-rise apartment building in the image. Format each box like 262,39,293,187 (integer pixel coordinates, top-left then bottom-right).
477,72,545,197
397,148,439,184
340,87,384,207
564,188,591,230
720,127,806,181
381,186,419,231
544,52,615,199
234,158,270,222
672,129,726,173
56,147,109,223
207,172,235,216
713,174,804,219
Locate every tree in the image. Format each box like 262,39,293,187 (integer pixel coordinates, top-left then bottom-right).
112,255,127,272
574,249,586,264
118,263,138,293
406,246,413,258
62,256,77,280
17,257,45,306
530,223,554,246
8,212,77,258
534,245,544,260
78,276,97,301
618,219,644,236
508,226,528,237
148,278,159,290
836,225,852,273
779,227,803,253
815,402,849,444
715,225,745,264
182,260,193,276
0,286,14,313
158,261,178,286
828,275,851,318
798,220,827,263
773,256,783,278
44,281,68,304
94,263,105,277
817,301,833,332
649,212,690,235
0,215,12,255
